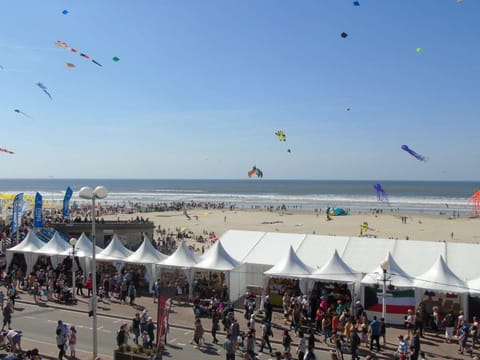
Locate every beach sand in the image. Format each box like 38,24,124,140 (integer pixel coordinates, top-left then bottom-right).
104,209,480,252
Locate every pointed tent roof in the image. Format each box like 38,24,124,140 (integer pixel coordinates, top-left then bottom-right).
265,246,314,279
35,231,72,255
310,249,360,283
159,241,199,268
413,256,467,293
59,233,103,258
194,241,240,271
361,252,414,288
7,230,45,254
97,234,133,261
468,277,480,296
124,236,167,264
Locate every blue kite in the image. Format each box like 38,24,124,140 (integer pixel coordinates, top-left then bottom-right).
373,183,389,202
401,145,427,162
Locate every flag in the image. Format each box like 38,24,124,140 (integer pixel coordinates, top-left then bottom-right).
156,286,175,350
12,193,24,233
34,192,43,228
62,186,73,217
365,287,416,314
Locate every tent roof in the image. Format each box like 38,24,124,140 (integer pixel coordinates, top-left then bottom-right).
361,252,414,288
97,234,133,261
413,256,467,293
59,233,103,257
159,241,199,268
468,277,480,296
265,246,314,278
310,249,360,283
7,230,45,254
194,241,240,271
35,231,72,255
124,236,167,264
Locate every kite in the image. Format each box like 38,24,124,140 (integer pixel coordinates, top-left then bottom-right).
346,107,351,111
457,0,463,3
0,147,14,154
401,145,427,162
468,190,480,216
112,56,120,62
248,166,263,178
287,149,291,153
14,109,32,118
353,1,360,5
275,130,286,141
341,32,348,38
54,41,102,67
62,10,69,15
36,82,52,100
373,183,389,202
65,63,75,68
416,47,423,53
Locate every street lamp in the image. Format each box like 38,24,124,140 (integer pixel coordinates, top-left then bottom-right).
78,186,108,359
70,237,77,302
380,259,390,322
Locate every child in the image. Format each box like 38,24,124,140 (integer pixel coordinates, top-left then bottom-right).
142,331,150,349
69,326,77,359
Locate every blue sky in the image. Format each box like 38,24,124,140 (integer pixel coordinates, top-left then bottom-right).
0,0,478,180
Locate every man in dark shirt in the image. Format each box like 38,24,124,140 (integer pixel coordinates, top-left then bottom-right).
369,316,381,352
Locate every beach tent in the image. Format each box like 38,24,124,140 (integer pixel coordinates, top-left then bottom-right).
34,231,72,268
96,234,133,263
6,230,45,275
264,245,314,294
413,256,468,294
124,235,167,292
310,249,360,284
193,241,243,301
157,241,200,297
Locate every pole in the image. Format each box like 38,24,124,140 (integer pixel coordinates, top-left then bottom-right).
92,197,98,358
15,206,19,243
72,245,76,301
382,269,387,321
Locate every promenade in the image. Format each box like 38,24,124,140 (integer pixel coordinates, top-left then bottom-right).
9,291,477,360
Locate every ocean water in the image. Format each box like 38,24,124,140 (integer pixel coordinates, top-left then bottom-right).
0,179,477,215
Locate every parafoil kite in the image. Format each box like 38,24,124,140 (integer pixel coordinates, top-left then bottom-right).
0,147,14,154
468,190,480,216
54,41,102,67
353,1,360,5
373,183,389,202
65,63,75,68
416,47,423,53
287,149,291,153
36,82,52,100
341,32,348,38
248,166,263,178
275,130,286,141
112,56,120,62
62,10,69,15
14,109,32,118
401,145,427,162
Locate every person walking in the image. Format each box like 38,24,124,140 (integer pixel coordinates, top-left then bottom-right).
56,328,66,360
2,301,13,330
350,328,361,360
69,326,77,359
223,331,235,360
211,309,220,344
296,330,306,360
369,315,381,352
259,320,273,354
146,317,156,348
132,313,141,345
128,283,136,305
84,273,93,298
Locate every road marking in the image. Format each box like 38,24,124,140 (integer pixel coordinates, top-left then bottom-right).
24,316,36,319
169,338,177,343
177,342,186,346
184,330,192,335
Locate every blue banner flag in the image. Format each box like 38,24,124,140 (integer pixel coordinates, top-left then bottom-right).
12,193,24,233
34,192,43,228
62,186,73,217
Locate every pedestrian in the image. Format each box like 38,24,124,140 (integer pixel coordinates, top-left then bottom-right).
6,329,22,353
471,316,479,349
116,323,129,347
84,273,93,298
146,317,155,348
333,334,344,360
211,309,220,344
128,283,136,305
395,335,408,360
264,295,273,324
259,320,273,354
410,330,421,360
369,315,381,352
282,329,292,352
7,285,16,307
224,331,235,360
444,310,455,343
0,291,4,310
2,301,13,330
296,330,306,360
132,313,141,345
350,328,361,360
458,319,469,354
56,328,66,360
69,326,77,359
246,330,256,359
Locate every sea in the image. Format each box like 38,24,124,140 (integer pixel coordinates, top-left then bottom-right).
0,179,478,215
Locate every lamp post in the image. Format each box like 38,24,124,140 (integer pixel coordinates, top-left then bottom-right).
380,260,390,322
78,186,108,359
70,237,77,302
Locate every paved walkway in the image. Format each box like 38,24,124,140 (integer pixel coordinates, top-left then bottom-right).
8,291,479,360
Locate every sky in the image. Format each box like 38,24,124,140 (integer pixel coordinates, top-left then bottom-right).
0,0,479,180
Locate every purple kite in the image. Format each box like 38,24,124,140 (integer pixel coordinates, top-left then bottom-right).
401,145,427,162
36,82,52,100
373,183,389,202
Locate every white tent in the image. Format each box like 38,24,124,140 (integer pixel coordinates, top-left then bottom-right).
468,277,480,296
59,232,103,258
413,256,468,294
6,230,45,275
361,252,414,288
35,231,72,268
310,249,360,284
264,246,314,294
124,236,167,264
96,234,133,261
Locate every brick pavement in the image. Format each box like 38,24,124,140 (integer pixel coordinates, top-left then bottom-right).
11,291,478,360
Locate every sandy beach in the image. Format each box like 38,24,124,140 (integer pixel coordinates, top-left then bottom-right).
103,209,480,251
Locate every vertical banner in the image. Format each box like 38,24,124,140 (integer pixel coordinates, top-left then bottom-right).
12,193,24,233
34,192,43,228
156,287,174,350
62,186,73,217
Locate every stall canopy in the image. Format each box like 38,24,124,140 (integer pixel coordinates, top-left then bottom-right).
310,249,360,283
59,232,102,258
96,234,133,261
124,236,167,264
361,252,414,288
413,256,468,294
265,245,313,279
34,231,72,268
6,230,45,274
468,277,480,296
194,241,240,271
158,241,199,268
